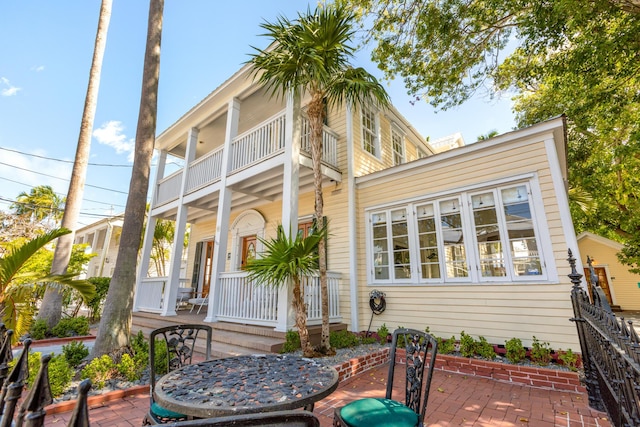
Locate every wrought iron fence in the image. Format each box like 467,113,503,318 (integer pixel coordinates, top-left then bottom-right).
568,249,640,426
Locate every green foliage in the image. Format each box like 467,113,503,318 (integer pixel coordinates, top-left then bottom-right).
281,330,302,353
130,330,150,373
117,353,139,382
505,338,526,364
530,336,552,366
62,340,89,368
329,330,360,349
29,319,49,340
153,339,169,375
476,336,496,360
81,355,115,389
459,331,477,358
437,336,456,355
25,352,43,388
84,277,110,320
558,348,579,371
48,354,73,397
51,316,89,338
376,323,389,344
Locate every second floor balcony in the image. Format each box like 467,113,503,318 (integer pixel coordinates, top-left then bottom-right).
155,110,340,208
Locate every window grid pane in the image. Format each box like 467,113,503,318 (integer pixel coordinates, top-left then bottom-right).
362,106,377,156
391,209,410,279
392,127,404,166
472,192,506,277
503,185,542,276
417,204,440,279
439,199,468,278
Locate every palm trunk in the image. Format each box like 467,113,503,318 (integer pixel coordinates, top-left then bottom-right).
292,277,314,357
307,93,333,354
92,0,163,357
38,0,112,328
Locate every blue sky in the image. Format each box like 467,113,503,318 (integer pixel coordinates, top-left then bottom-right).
0,1,515,227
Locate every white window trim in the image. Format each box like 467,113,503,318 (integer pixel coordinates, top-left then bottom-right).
360,103,381,159
365,177,554,285
391,123,406,165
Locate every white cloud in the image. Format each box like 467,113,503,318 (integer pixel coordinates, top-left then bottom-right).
93,121,135,162
31,65,45,72
1,77,21,96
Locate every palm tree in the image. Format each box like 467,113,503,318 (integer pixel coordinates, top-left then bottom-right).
0,228,94,339
244,225,326,357
92,0,164,357
12,185,65,226
38,0,112,329
249,4,390,353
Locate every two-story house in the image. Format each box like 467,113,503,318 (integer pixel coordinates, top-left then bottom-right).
132,60,581,352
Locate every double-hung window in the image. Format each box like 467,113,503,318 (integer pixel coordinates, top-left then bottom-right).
391,125,405,165
361,104,380,158
367,181,546,285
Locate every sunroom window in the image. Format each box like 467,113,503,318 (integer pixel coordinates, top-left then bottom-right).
366,181,546,285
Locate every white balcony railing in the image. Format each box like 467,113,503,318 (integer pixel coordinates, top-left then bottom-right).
186,146,224,193
136,277,166,313
302,272,341,325
218,271,279,326
231,112,287,172
154,110,340,208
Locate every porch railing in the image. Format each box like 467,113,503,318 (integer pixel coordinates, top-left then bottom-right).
156,171,183,206
218,272,279,326
186,146,224,193
568,249,640,427
136,277,166,313
303,272,341,325
301,118,339,167
231,112,286,172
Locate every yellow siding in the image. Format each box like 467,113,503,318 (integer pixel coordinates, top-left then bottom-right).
354,137,579,350
578,235,640,310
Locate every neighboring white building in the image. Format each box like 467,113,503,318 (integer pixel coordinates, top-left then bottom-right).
428,132,465,153
74,215,124,278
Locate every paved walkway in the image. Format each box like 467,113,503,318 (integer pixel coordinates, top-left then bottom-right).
46,364,610,427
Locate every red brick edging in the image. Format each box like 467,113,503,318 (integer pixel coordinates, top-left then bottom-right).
45,348,584,415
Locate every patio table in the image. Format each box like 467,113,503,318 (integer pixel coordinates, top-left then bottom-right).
153,353,339,419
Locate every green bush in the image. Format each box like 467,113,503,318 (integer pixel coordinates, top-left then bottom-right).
530,336,552,365
48,354,73,397
437,336,456,354
117,353,140,382
376,323,389,344
505,337,526,364
330,330,360,349
280,330,301,353
558,348,579,371
29,319,49,340
86,277,110,320
130,330,149,373
476,336,496,360
153,339,169,375
81,355,115,389
459,331,477,357
51,316,90,338
62,340,89,368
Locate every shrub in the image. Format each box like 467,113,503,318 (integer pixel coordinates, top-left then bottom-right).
459,331,477,357
437,336,456,354
29,319,49,340
153,339,169,375
81,355,115,389
530,336,552,365
376,323,389,344
117,353,140,382
62,340,89,368
505,337,526,364
558,348,580,371
280,330,301,353
330,330,360,349
476,336,496,360
48,354,73,397
85,277,110,320
51,316,90,338
130,330,149,373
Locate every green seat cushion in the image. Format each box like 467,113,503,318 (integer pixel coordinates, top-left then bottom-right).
340,397,419,427
151,401,187,420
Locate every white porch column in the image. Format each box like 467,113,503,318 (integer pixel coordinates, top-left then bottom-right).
205,98,240,322
161,128,198,316
275,90,301,332
134,149,167,312
346,103,359,332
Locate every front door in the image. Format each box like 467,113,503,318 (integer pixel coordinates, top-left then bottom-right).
584,266,613,306
241,235,257,270
202,241,214,296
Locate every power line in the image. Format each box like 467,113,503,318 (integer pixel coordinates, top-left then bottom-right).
0,146,133,167
0,196,124,220
0,176,126,208
0,161,129,194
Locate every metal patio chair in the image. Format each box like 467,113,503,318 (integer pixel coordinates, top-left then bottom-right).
333,328,438,427
143,324,212,425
